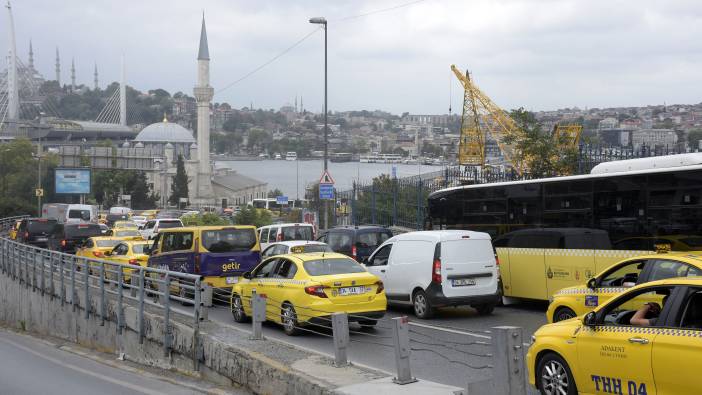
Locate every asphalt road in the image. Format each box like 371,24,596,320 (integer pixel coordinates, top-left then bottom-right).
0,328,246,395
206,298,548,389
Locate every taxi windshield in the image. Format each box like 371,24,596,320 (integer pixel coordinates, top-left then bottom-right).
202,228,256,252
131,244,147,254
96,239,120,248
303,258,365,276
115,230,140,237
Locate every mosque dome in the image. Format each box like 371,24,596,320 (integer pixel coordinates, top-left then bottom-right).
134,117,195,144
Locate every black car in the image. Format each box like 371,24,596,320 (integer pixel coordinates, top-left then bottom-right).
318,225,393,262
48,223,103,254
17,218,58,247
105,214,129,228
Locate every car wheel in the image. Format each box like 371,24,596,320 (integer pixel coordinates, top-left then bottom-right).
475,304,495,316
281,303,300,336
231,294,249,323
537,353,577,395
413,289,435,319
553,307,577,323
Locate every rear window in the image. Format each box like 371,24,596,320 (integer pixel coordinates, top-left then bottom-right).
131,244,147,254
65,224,102,237
96,239,120,248
328,233,353,251
158,220,182,229
303,258,366,276
68,210,91,221
27,219,57,233
441,239,495,263
357,231,391,248
281,226,313,241
114,230,140,238
202,228,257,252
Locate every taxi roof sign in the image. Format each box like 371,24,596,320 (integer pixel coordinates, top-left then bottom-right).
319,170,335,185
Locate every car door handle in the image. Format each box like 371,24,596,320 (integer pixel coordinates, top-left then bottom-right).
380,269,386,273
628,337,649,344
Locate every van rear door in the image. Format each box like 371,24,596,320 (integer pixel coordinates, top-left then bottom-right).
440,237,498,298
199,228,260,282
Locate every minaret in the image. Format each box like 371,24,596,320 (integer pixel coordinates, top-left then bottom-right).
93,63,98,90
70,58,76,90
28,39,34,70
55,47,61,85
5,1,19,123
193,13,215,202
295,96,298,113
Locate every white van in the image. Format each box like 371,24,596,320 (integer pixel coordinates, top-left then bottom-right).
139,218,184,240
364,230,500,318
257,223,315,250
65,204,98,224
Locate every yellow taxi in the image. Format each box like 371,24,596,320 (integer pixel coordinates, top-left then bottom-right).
110,228,144,240
104,240,150,282
230,252,386,335
113,221,138,230
547,252,702,323
140,209,159,219
528,277,702,395
75,237,122,259
8,220,21,240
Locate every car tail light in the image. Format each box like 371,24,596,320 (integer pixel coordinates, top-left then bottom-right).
495,254,500,266
194,237,201,274
375,281,384,294
61,239,67,247
432,258,442,284
128,259,139,265
351,245,357,261
304,285,327,298
92,251,104,258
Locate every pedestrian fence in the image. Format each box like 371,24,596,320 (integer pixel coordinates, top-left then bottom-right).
0,215,205,368
232,289,531,395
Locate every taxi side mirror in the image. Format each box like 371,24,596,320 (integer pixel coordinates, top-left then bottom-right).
583,311,597,327
587,278,597,290
243,271,253,280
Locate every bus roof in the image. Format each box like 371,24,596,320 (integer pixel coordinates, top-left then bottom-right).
429,158,702,199
590,152,702,174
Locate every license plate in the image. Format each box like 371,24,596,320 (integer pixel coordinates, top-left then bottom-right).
452,278,476,287
338,286,369,296
35,237,47,242
226,277,239,285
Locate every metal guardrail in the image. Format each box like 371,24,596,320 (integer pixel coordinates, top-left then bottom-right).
0,215,205,368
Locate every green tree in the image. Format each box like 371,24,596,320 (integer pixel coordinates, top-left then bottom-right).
687,129,702,148
267,188,284,198
129,171,159,210
169,155,189,205
181,213,228,226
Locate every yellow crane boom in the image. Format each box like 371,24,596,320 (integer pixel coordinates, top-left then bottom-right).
451,65,527,174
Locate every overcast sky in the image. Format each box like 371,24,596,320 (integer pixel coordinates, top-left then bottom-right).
5,0,702,114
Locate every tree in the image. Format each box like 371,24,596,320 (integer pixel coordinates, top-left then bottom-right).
169,155,189,206
267,188,283,198
688,129,702,149
129,171,159,209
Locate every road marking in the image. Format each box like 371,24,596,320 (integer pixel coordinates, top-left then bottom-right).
409,322,492,339
0,337,168,395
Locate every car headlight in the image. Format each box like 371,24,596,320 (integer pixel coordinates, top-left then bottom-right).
531,335,536,345
548,296,554,304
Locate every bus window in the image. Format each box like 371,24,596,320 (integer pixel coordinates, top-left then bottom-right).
508,231,561,249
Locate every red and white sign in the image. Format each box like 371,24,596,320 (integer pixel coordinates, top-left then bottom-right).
319,170,335,185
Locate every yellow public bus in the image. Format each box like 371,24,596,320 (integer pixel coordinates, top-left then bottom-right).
427,153,702,301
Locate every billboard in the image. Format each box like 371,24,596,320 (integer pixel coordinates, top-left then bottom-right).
55,168,91,194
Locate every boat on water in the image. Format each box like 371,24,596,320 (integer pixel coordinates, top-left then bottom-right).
274,153,282,160
285,152,298,161
359,153,403,164
330,152,353,162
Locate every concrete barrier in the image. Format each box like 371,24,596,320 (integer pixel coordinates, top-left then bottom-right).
0,264,388,395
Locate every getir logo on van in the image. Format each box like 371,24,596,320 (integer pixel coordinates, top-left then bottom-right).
222,262,240,272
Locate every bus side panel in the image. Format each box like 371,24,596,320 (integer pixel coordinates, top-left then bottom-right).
507,248,548,300
200,251,261,277
545,249,596,297
496,248,513,297
594,249,650,274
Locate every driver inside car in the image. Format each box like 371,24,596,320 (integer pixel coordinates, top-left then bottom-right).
631,294,669,326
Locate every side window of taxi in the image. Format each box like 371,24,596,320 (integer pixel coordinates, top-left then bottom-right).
599,286,674,327
679,290,702,329
647,260,695,281
253,259,278,278
367,244,392,266
599,260,645,287
113,244,128,255
84,239,94,248
273,259,297,279
261,245,276,258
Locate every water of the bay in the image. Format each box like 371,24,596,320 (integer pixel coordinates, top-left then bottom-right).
215,160,446,199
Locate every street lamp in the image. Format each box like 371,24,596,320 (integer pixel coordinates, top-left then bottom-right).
309,16,329,229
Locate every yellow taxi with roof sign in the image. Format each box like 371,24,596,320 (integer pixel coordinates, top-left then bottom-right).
528,277,702,395
110,228,144,240
75,236,122,259
230,252,386,335
113,221,138,230
104,240,151,282
547,251,702,323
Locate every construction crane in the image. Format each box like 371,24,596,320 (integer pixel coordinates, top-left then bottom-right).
553,123,583,149
450,65,527,174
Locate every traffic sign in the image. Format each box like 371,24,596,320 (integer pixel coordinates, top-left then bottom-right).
319,184,335,200
35,188,44,197
276,196,289,205
319,170,335,185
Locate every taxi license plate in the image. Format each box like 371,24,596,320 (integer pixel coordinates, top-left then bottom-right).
452,278,476,287
338,286,368,296
225,277,238,285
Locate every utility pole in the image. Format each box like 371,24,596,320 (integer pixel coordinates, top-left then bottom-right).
309,16,329,229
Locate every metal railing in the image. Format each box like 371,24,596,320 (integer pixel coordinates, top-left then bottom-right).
0,215,205,367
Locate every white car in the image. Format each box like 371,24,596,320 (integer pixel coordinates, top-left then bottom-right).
139,218,183,240
257,223,315,251
260,240,333,258
363,230,500,319
131,215,147,227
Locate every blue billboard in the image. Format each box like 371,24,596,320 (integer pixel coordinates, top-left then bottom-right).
55,168,91,194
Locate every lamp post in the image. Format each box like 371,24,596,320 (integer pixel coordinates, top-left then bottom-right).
309,16,329,229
